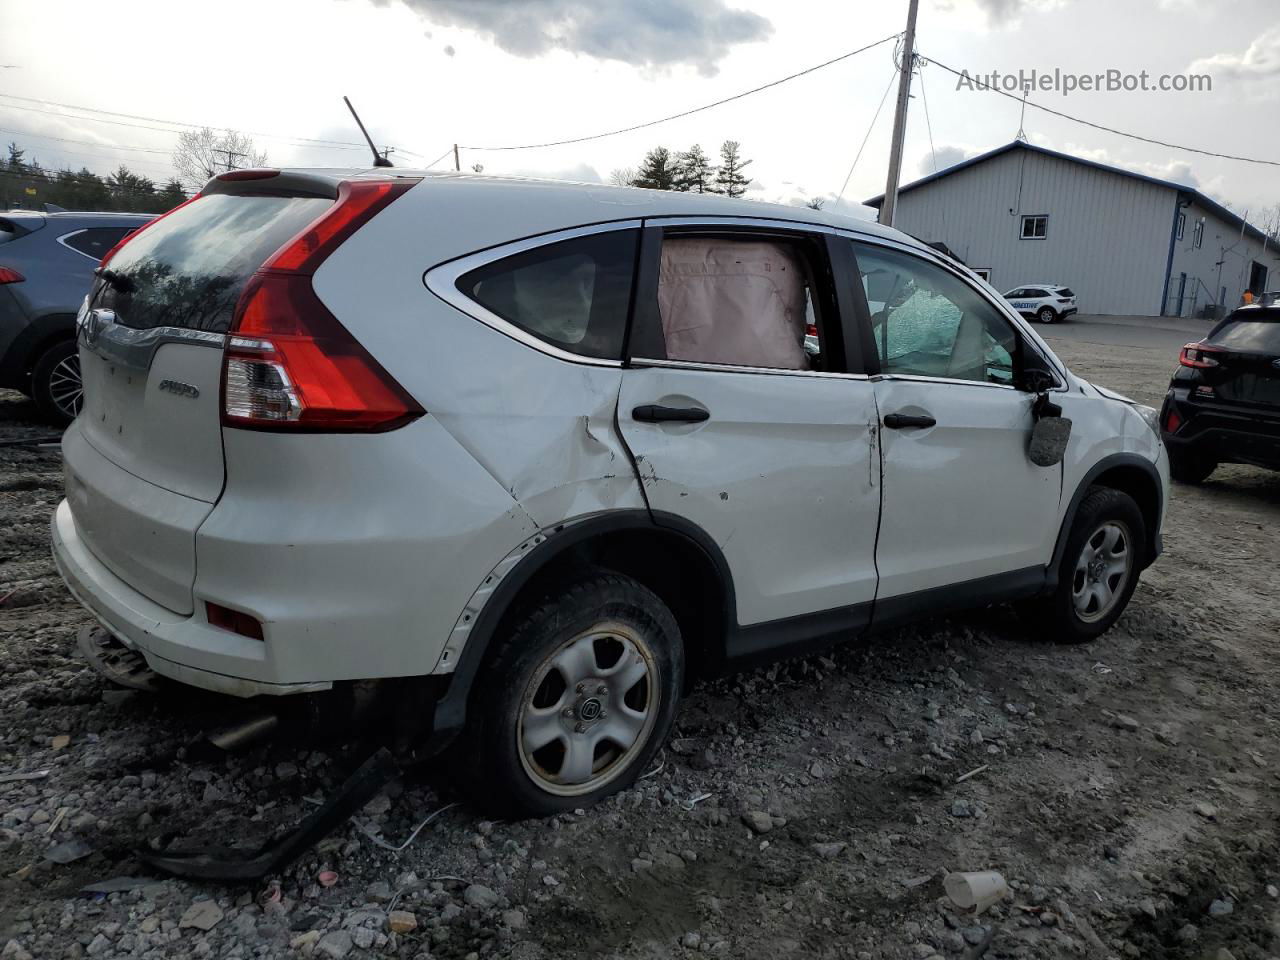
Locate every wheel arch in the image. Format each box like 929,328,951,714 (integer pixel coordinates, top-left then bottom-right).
0,311,77,389
428,510,734,750
1049,454,1163,586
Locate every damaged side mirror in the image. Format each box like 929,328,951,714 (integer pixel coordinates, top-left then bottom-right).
1020,369,1072,468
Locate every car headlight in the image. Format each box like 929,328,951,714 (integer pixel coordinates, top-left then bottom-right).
1135,404,1160,436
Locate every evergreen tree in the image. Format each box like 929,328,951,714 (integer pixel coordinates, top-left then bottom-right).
675,144,714,193
712,140,752,198
631,147,678,191
6,142,24,172
157,179,187,210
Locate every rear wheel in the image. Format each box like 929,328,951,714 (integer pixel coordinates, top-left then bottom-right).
457,571,683,818
1168,448,1216,484
1018,487,1145,643
30,340,82,426
1037,306,1056,324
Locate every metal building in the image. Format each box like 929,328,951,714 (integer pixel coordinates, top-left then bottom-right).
865,141,1278,318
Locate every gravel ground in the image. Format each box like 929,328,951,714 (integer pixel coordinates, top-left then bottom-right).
2,334,1279,960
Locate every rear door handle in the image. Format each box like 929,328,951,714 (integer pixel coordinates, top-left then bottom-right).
883,412,936,429
632,404,710,424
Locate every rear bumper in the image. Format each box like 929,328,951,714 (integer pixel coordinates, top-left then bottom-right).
1161,393,1280,470
52,499,332,697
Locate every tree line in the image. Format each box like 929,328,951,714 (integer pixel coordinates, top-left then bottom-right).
614,140,753,198
2,142,187,214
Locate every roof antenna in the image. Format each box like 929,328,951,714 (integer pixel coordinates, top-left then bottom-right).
344,96,393,168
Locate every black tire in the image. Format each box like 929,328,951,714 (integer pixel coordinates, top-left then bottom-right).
30,340,82,426
456,570,684,818
1168,448,1216,484
1037,306,1057,324
1018,487,1146,644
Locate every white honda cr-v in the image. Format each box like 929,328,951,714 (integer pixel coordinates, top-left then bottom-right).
53,169,1168,816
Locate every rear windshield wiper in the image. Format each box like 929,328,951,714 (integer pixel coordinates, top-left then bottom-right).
94,267,135,294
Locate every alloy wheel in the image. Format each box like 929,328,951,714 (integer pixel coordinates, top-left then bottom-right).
48,353,84,419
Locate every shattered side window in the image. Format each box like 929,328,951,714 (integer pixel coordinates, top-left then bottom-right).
854,243,1017,385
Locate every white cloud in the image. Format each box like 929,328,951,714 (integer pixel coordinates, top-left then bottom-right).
374,0,772,76
1190,25,1280,82
932,0,1068,26
920,144,979,175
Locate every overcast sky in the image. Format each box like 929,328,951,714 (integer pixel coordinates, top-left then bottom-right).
0,0,1276,220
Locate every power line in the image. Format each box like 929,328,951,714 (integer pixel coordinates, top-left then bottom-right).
917,59,937,174
0,124,172,155
0,92,378,151
921,55,1280,169
0,97,429,160
460,33,901,152
837,68,898,202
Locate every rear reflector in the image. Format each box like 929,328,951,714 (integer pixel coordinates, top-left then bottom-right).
221,179,424,432
206,601,265,641
98,194,200,268
1164,409,1182,433
0,266,23,284
1179,343,1220,368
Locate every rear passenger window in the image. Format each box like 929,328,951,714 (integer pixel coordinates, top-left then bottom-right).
62,227,135,260
459,231,638,360
641,233,836,372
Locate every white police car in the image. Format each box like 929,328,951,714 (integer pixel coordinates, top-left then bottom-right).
1003,284,1077,324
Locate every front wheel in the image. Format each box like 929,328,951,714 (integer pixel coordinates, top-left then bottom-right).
1018,487,1145,644
457,571,683,818
1037,306,1057,324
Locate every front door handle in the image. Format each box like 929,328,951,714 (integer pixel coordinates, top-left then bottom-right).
632,404,710,424
883,412,936,429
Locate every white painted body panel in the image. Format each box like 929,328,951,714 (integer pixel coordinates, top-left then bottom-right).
51,171,1169,697
617,366,881,624
873,380,1061,597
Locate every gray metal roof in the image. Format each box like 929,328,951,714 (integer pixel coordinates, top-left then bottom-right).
865,140,1273,247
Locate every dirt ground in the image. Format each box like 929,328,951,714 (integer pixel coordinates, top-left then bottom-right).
2,332,1279,960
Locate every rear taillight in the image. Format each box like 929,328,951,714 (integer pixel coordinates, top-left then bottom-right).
1164,409,1182,433
1057,298,1072,303
805,323,818,339
98,194,200,268
1179,343,1220,368
0,266,23,284
221,179,423,433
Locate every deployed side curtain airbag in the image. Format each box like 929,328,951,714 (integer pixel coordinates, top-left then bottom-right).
657,238,808,370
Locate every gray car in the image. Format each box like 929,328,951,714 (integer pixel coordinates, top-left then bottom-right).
0,209,153,423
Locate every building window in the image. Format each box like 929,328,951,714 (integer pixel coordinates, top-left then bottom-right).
1020,215,1048,240
972,268,992,282
1193,219,1204,249
1176,212,1186,241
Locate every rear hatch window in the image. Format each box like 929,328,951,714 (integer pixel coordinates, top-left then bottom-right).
1057,288,1074,298
1207,317,1280,353
94,194,330,332
1202,315,1280,406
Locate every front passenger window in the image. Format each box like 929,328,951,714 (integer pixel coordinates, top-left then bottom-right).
854,244,1018,385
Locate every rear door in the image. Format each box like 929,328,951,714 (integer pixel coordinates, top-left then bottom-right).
616,222,881,644
67,191,333,613
851,240,1061,606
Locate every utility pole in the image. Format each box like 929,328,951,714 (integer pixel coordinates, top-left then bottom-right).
217,148,248,172
880,0,919,228
453,144,460,172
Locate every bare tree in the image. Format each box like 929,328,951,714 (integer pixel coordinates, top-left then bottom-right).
172,128,268,192
608,167,636,187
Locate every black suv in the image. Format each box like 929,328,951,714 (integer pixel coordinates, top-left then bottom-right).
1,210,153,423
1160,303,1280,482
